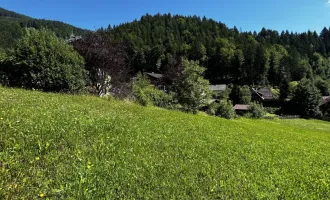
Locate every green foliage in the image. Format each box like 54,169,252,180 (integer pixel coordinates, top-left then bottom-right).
230,85,251,105
176,59,211,113
248,102,266,118
291,79,322,117
315,78,330,96
0,8,89,49
219,84,233,100
0,50,8,85
288,81,299,95
2,28,86,93
270,88,280,99
206,101,220,116
216,101,236,119
132,73,175,108
2,87,330,199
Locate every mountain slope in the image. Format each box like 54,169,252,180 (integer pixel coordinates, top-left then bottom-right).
108,14,330,86
0,7,89,49
1,87,330,199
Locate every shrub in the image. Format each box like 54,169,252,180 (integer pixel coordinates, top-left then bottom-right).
216,101,236,119
230,85,251,105
133,73,176,108
291,78,322,117
1,28,86,93
248,102,266,118
0,50,8,85
206,102,220,116
175,59,211,113
315,78,330,96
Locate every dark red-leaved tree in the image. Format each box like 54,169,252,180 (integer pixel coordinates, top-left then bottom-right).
72,31,130,97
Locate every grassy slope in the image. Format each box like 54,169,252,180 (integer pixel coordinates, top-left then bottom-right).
1,87,330,199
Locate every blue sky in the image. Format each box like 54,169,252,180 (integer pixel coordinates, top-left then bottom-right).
1,0,330,33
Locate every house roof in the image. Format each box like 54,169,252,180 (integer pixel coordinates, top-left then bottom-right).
146,72,163,79
233,104,250,111
252,87,275,100
321,96,330,105
209,84,227,91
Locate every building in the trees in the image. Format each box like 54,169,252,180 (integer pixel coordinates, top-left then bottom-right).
209,84,227,99
251,88,275,101
320,96,330,116
233,104,249,115
251,87,282,107
146,72,164,89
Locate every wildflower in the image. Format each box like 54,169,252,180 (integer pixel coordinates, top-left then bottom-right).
35,157,40,161
87,161,93,169
39,193,45,198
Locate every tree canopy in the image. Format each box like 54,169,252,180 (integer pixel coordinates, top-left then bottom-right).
0,28,86,93
105,14,330,87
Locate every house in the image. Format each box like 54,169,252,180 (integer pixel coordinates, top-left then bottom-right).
146,72,163,80
320,96,330,116
251,87,275,101
209,84,227,99
145,72,165,89
251,87,283,107
233,104,250,115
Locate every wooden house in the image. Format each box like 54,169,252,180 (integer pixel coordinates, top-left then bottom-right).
320,96,330,116
233,104,249,115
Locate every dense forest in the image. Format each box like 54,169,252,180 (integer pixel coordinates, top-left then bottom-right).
0,7,89,49
104,14,330,94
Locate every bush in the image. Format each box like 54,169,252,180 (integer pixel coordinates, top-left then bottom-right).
230,85,251,105
248,103,266,118
1,28,86,93
133,73,176,108
206,102,220,116
291,78,322,117
175,59,211,114
0,50,8,85
216,101,236,119
264,107,280,114
315,78,330,96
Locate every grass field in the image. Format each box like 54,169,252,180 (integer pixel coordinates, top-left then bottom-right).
1,87,330,199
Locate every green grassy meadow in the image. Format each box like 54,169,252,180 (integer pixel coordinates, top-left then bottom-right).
1,87,330,199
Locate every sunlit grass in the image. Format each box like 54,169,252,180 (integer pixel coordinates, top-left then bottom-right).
1,87,330,199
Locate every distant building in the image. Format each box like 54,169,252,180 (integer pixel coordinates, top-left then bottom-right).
320,96,330,116
233,104,250,115
251,87,275,101
209,85,227,94
145,72,165,90
209,84,227,99
146,72,164,80
251,87,283,107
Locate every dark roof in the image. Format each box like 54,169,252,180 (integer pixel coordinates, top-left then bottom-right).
209,85,227,91
233,104,249,111
146,72,163,79
252,87,275,100
321,96,330,105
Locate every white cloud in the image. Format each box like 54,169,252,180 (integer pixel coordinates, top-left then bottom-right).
327,0,330,4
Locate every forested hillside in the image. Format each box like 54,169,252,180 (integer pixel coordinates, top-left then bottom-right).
0,7,89,49
108,14,330,89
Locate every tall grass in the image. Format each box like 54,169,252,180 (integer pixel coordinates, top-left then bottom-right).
1,87,330,199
